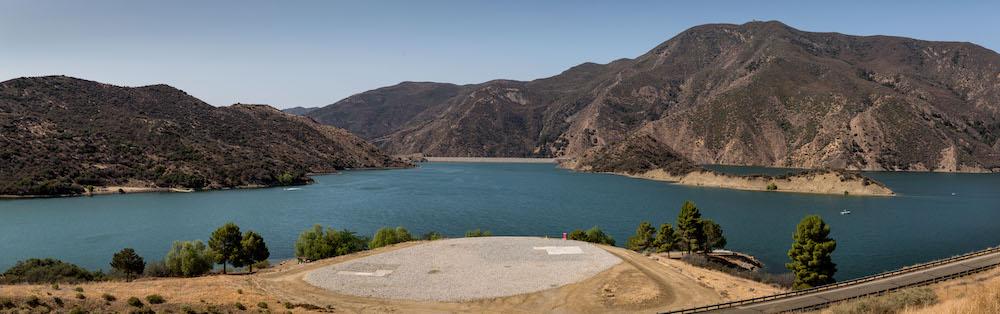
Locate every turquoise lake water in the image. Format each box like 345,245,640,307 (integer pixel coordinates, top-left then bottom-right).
2,162,999,280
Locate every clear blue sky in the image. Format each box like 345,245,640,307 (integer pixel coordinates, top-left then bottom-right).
2,0,997,108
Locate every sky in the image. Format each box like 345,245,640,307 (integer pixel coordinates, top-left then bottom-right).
2,0,998,109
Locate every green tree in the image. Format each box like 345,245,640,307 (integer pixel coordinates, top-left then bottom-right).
208,222,242,274
164,240,214,277
584,226,615,245
370,226,413,249
567,229,587,241
294,225,333,261
701,219,727,253
626,221,656,252
110,248,145,281
294,225,367,261
327,229,367,256
239,231,269,273
276,172,295,186
652,223,677,255
786,215,837,290
676,201,704,254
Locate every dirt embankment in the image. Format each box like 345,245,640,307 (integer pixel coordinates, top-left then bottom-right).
629,168,895,196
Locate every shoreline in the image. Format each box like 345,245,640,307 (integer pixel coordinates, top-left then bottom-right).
0,166,412,200
424,157,559,163
609,169,895,197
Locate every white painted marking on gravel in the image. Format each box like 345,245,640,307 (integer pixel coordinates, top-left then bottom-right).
533,246,584,255
337,270,394,277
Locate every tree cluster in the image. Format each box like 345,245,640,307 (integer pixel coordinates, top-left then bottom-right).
208,222,271,273
567,226,616,245
294,225,367,261
627,201,726,255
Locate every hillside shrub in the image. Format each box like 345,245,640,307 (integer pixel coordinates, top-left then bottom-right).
1,258,102,284
294,225,367,261
567,226,615,245
164,240,215,277
370,226,413,249
127,297,143,307
465,229,492,237
146,294,165,304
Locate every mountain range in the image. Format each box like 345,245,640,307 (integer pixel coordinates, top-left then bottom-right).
295,21,1000,172
0,76,406,196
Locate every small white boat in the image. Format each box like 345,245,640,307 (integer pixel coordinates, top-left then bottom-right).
840,209,852,215
283,187,302,191
951,192,957,196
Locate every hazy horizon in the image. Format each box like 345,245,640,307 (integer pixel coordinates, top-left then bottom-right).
3,0,998,109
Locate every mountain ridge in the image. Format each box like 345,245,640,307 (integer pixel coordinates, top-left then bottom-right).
304,21,1000,172
0,75,409,196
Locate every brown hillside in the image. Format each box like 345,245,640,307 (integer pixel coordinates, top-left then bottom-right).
307,21,1000,172
0,76,408,196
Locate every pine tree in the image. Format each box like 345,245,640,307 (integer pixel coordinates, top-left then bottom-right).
110,248,145,281
786,215,837,290
626,221,656,252
208,222,242,274
240,231,269,273
676,201,703,254
701,219,726,253
652,223,677,256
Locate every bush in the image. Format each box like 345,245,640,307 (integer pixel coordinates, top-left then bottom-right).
27,296,42,307
1,298,15,309
102,293,117,302
74,287,83,292
52,283,60,290
422,231,444,241
829,287,937,314
370,226,413,249
69,307,86,314
145,294,165,304
53,297,64,307
567,227,616,245
294,225,367,261
767,182,778,191
257,301,269,309
164,240,215,277
1,258,101,284
465,229,492,237
75,293,86,299
252,260,270,270
144,261,171,277
127,296,144,307
234,302,246,311
129,308,155,314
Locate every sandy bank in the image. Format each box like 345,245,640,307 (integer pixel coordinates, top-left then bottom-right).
616,169,894,196
425,156,558,163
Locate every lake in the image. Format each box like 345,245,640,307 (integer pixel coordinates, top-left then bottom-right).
2,162,999,280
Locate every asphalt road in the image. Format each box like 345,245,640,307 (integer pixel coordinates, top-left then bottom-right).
712,250,1000,313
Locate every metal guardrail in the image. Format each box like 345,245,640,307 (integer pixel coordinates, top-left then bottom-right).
790,262,999,313
664,245,1000,314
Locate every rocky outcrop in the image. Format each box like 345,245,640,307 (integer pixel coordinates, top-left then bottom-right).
306,21,1000,173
